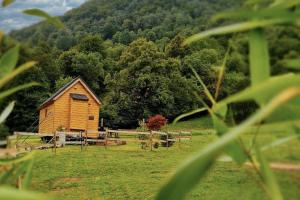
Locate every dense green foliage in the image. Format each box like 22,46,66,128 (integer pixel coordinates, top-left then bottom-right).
2,0,299,131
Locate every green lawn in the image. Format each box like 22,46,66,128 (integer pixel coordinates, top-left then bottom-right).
30,126,300,200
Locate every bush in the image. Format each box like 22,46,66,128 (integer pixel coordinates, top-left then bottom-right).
146,115,167,131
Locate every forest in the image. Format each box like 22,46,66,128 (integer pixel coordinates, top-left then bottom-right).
1,0,300,134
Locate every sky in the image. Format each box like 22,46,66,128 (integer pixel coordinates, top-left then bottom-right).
0,0,86,32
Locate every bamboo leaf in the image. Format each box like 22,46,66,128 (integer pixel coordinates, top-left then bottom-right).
22,159,34,190
249,28,270,86
213,9,291,22
2,0,14,7
215,73,300,109
0,61,36,89
271,0,300,8
215,47,230,100
0,45,20,77
0,152,34,165
190,67,216,105
173,108,207,124
23,9,63,29
211,113,247,164
0,101,15,124
261,134,300,152
214,73,300,123
156,87,300,200
184,17,296,45
282,59,300,70
0,187,48,200
255,147,283,200
0,82,39,100
0,165,16,184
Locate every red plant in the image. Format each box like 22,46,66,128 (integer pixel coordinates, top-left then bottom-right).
146,115,167,131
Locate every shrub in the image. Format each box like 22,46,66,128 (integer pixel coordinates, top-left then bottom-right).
146,115,167,131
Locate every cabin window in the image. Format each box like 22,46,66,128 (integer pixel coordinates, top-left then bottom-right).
89,116,94,120
45,109,48,118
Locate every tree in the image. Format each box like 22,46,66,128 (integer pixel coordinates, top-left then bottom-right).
58,49,105,94
103,38,198,127
75,34,105,55
165,35,189,58
55,76,73,91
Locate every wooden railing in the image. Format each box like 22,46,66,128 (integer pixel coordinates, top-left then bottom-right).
7,129,192,153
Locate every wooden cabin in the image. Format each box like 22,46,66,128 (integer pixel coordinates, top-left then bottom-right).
38,77,101,137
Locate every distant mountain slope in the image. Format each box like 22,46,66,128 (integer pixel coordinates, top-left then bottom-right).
11,0,242,47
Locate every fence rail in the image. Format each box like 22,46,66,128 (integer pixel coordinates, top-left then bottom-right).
7,129,192,153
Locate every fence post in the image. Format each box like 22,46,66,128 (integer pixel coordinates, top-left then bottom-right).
80,131,83,152
166,132,169,150
58,132,66,147
179,131,181,149
105,129,108,150
150,130,153,151
54,131,57,155
85,131,88,148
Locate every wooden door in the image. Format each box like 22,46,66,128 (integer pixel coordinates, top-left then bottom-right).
70,99,88,131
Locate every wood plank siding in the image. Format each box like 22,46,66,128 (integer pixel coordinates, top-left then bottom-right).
38,78,101,137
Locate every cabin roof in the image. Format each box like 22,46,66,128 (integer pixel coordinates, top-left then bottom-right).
38,77,101,110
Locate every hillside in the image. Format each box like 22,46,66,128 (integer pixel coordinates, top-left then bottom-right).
11,0,242,47
3,0,300,133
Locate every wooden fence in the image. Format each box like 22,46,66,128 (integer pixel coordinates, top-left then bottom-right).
7,129,192,153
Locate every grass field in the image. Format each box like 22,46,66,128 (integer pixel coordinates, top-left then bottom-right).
29,120,300,200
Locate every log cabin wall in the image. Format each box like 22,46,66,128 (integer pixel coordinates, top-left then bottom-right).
38,78,100,135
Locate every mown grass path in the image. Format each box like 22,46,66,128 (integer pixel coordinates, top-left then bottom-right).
31,133,300,200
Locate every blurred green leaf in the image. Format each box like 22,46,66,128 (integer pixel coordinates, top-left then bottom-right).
249,28,270,86
0,152,34,165
0,45,20,78
212,103,227,118
261,134,300,152
214,73,300,123
0,101,14,124
215,73,300,108
23,9,64,29
215,47,230,100
190,67,216,105
211,113,247,164
2,0,14,7
173,107,207,124
156,87,300,200
255,147,283,200
213,9,290,21
0,61,36,89
282,59,300,69
22,159,34,190
0,82,39,100
271,0,300,8
184,17,296,45
0,187,48,200
0,165,16,184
